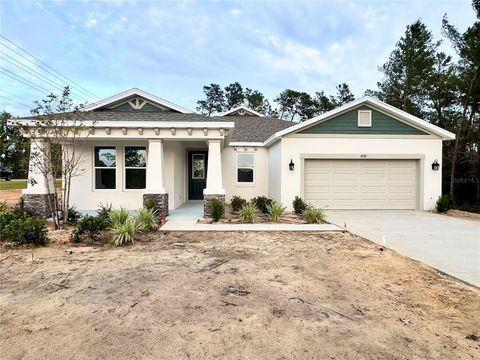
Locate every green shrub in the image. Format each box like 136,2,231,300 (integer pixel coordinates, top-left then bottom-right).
72,215,109,242
0,202,9,213
108,208,130,227
136,207,158,231
303,208,325,224
293,196,308,214
112,217,138,246
66,206,82,225
231,196,247,212
211,199,224,222
0,211,21,240
3,216,49,245
266,203,286,222
251,196,274,214
144,198,159,213
238,204,258,223
436,194,455,213
96,202,112,221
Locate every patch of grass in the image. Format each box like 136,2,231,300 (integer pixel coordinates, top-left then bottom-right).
0,180,62,191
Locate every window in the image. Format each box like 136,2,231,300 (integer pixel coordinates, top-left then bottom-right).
237,153,254,183
125,146,146,189
358,110,372,127
192,154,205,179
94,146,116,189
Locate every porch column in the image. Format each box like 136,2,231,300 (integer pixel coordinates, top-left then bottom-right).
203,139,225,218
22,140,55,217
143,139,168,216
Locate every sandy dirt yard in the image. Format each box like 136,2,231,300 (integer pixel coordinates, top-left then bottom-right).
1,231,479,360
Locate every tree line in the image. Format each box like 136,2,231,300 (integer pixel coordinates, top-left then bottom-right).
196,81,355,121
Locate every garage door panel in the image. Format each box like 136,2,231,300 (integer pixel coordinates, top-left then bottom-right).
333,199,359,208
361,186,386,194
303,173,330,181
361,173,387,181
333,160,358,169
360,160,386,169
389,186,415,193
360,199,387,207
304,159,417,209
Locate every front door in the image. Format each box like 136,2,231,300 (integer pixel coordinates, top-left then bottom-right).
188,150,208,200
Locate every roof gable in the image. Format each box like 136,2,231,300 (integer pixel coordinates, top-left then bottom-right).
220,106,264,117
299,105,429,135
264,97,455,145
82,88,193,113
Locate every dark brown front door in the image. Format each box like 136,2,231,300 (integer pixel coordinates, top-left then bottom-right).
188,150,208,200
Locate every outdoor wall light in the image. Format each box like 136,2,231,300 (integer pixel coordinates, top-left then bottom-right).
289,159,295,171
432,159,440,171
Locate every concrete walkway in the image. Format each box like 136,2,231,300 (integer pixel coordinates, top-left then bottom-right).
326,210,480,287
161,219,343,232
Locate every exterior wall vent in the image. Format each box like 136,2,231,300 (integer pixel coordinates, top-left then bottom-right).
358,110,372,127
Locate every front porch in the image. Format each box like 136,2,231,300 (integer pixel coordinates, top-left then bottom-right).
143,138,225,218
167,201,203,220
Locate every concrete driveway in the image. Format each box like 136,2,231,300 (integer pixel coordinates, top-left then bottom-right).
325,210,480,287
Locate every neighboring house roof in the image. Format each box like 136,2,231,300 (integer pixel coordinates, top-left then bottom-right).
212,115,293,143
219,106,265,117
82,88,194,113
264,96,455,145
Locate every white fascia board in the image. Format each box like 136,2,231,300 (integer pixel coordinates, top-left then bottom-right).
81,88,194,113
264,96,455,146
11,119,235,129
228,142,265,147
219,106,265,117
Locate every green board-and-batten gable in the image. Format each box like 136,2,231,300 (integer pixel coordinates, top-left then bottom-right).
298,105,429,135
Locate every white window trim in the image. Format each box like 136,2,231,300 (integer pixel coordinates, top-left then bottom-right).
236,152,255,186
123,145,147,191
93,145,117,192
191,153,206,180
358,110,372,127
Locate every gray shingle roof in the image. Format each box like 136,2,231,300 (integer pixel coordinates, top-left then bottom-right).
212,115,293,142
19,110,295,143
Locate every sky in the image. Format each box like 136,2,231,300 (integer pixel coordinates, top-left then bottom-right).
0,0,476,116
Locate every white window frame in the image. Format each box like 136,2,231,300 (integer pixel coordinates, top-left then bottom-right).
357,110,372,127
123,145,147,191
236,152,255,185
93,145,117,191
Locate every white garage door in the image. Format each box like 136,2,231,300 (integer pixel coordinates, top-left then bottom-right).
304,159,417,209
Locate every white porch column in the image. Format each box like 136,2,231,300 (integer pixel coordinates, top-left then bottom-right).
145,139,166,194
22,140,55,216
143,139,168,215
204,140,225,195
203,140,225,218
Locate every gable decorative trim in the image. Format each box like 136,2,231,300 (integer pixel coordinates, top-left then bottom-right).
82,88,193,113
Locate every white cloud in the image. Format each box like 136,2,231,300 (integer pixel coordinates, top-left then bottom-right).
85,18,97,27
231,8,242,17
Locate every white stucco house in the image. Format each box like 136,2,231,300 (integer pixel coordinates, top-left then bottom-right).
17,88,455,217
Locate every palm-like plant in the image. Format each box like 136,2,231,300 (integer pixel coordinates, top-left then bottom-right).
266,203,286,222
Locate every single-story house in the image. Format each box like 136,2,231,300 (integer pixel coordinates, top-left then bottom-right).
16,88,455,217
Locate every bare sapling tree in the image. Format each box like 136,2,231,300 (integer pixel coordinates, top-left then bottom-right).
18,86,95,229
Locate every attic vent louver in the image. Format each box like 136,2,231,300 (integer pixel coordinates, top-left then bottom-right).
358,110,372,127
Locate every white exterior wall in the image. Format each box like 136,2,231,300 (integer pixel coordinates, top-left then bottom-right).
279,135,443,211
268,140,282,202
222,146,269,203
68,140,147,212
